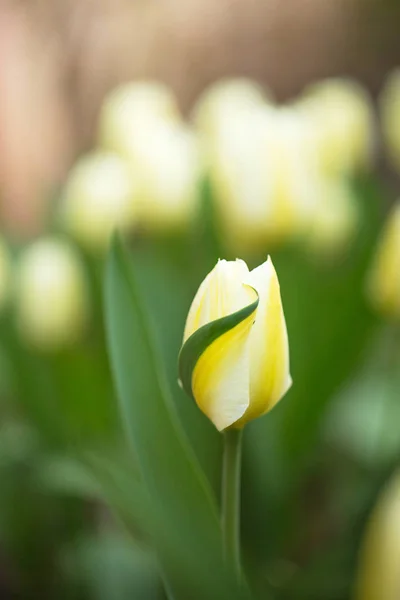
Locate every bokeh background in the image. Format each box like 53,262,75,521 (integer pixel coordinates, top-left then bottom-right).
1,0,400,598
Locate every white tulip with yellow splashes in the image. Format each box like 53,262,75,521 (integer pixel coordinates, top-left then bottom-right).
98,81,180,156
16,238,89,350
179,258,291,431
380,70,400,172
367,203,400,319
123,121,203,232
208,105,315,253
298,78,374,177
60,152,138,252
354,469,400,600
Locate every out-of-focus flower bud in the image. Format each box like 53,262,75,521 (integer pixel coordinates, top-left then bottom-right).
298,78,374,177
0,238,12,312
124,122,203,232
60,152,138,252
367,203,400,319
208,106,314,253
306,179,359,259
98,81,180,155
380,70,400,172
179,258,291,431
16,238,89,350
192,78,270,140
355,470,400,600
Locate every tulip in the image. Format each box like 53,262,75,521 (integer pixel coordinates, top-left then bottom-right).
121,121,203,232
98,81,180,156
355,470,400,600
380,70,400,172
298,78,374,177
306,178,360,259
179,257,291,431
192,77,270,140
367,203,400,319
16,238,89,350
60,152,138,252
207,105,315,252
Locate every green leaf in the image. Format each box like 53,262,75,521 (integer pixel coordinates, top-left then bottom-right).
179,296,259,399
104,234,251,600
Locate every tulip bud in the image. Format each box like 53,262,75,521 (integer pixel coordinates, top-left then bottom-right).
298,78,374,177
355,470,400,600
208,106,315,252
179,258,291,431
380,70,400,172
367,203,400,319
122,122,203,231
16,238,89,350
192,78,270,140
306,179,360,259
60,152,138,252
98,81,180,156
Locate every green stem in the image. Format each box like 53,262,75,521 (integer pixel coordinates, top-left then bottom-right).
222,427,243,580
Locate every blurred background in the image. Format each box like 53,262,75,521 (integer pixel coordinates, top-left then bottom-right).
1,0,400,598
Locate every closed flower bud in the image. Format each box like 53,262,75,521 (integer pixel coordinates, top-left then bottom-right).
16,238,89,350
355,470,400,600
98,81,180,155
367,203,400,318
380,70,400,172
60,152,138,252
298,78,374,177
306,179,359,259
179,258,291,431
123,122,203,231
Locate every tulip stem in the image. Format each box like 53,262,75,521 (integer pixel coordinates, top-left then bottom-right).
222,427,243,581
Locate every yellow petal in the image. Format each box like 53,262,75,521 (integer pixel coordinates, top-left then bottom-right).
191,285,257,430
367,203,400,318
183,259,250,342
236,257,291,426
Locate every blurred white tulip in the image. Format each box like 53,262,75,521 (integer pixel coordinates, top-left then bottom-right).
380,70,400,173
298,78,375,177
123,121,203,231
207,104,315,253
192,78,270,141
16,238,89,350
60,152,138,252
306,178,359,259
98,81,180,156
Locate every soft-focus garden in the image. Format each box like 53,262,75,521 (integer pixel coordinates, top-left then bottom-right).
1,2,400,599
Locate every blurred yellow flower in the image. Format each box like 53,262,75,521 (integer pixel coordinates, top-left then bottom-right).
16,238,89,350
179,258,291,431
355,470,400,600
98,81,180,156
60,152,138,252
298,78,374,177
367,203,400,319
380,70,400,172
